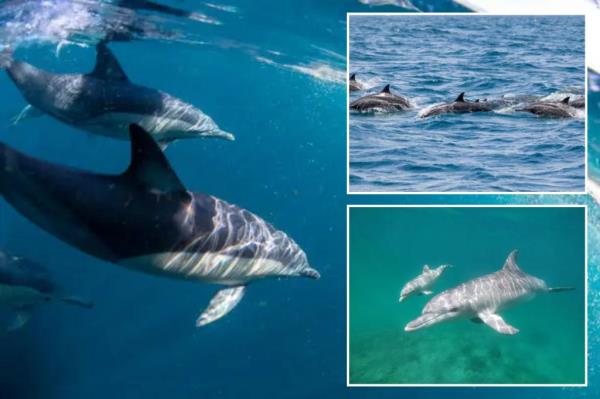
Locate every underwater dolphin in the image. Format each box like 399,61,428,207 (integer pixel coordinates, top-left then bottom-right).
0,250,92,331
1,42,233,148
517,97,577,118
405,250,574,335
349,84,410,113
419,92,494,118
349,73,363,92
0,124,319,327
399,264,451,302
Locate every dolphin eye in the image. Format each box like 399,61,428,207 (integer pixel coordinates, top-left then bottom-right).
449,307,459,312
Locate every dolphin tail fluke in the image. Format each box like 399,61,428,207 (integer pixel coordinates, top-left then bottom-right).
196,285,246,327
60,296,94,309
548,287,575,293
0,47,13,69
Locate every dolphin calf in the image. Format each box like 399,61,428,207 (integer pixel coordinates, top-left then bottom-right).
349,84,410,113
1,42,233,148
349,73,364,92
399,264,451,302
405,250,573,335
0,250,92,331
517,97,578,118
419,92,494,118
0,124,319,327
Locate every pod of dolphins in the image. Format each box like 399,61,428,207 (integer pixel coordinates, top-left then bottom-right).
349,73,584,118
399,250,573,335
0,34,319,331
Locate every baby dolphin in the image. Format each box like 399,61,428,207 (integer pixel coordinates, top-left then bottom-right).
1,42,233,149
419,92,494,118
0,251,92,331
399,264,451,302
405,250,574,335
517,97,577,118
349,84,410,113
0,124,319,327
349,73,364,92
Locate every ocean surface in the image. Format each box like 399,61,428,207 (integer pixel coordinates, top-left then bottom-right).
349,15,585,193
0,1,598,399
349,207,586,384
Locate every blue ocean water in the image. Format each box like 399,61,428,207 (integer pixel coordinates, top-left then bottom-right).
0,1,597,399
350,206,585,384
349,15,585,192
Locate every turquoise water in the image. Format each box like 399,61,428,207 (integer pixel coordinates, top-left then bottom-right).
349,206,586,384
349,15,585,192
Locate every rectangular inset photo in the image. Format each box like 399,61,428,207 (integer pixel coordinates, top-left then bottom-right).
347,14,586,194
347,205,587,386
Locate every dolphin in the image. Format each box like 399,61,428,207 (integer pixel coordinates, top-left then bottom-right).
0,250,92,331
405,250,574,335
399,264,451,302
419,92,494,118
1,42,234,148
349,73,364,92
349,84,410,113
0,124,319,327
569,97,585,109
517,97,577,118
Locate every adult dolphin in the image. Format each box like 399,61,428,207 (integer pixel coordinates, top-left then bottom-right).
1,42,233,149
0,250,92,331
349,84,410,113
518,97,578,118
0,124,319,327
419,92,494,118
404,250,573,335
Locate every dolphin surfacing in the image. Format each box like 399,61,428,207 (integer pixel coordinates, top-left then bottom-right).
349,84,410,113
0,124,318,327
405,250,574,335
419,92,494,118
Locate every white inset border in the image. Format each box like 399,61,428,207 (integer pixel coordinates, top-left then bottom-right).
346,204,588,387
346,13,588,196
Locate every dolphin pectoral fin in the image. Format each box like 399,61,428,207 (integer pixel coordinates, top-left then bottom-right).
11,105,43,125
196,286,246,327
7,310,31,332
478,313,519,335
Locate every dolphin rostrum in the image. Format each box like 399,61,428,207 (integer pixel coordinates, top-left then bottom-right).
1,42,233,148
419,92,494,118
399,264,451,302
0,250,93,331
349,84,410,113
405,250,574,335
0,124,319,327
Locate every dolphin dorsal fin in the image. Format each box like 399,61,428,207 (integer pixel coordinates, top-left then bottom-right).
562,96,570,105
423,265,430,273
90,42,129,82
381,84,391,94
350,73,356,81
455,92,465,102
124,124,190,201
502,250,521,272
